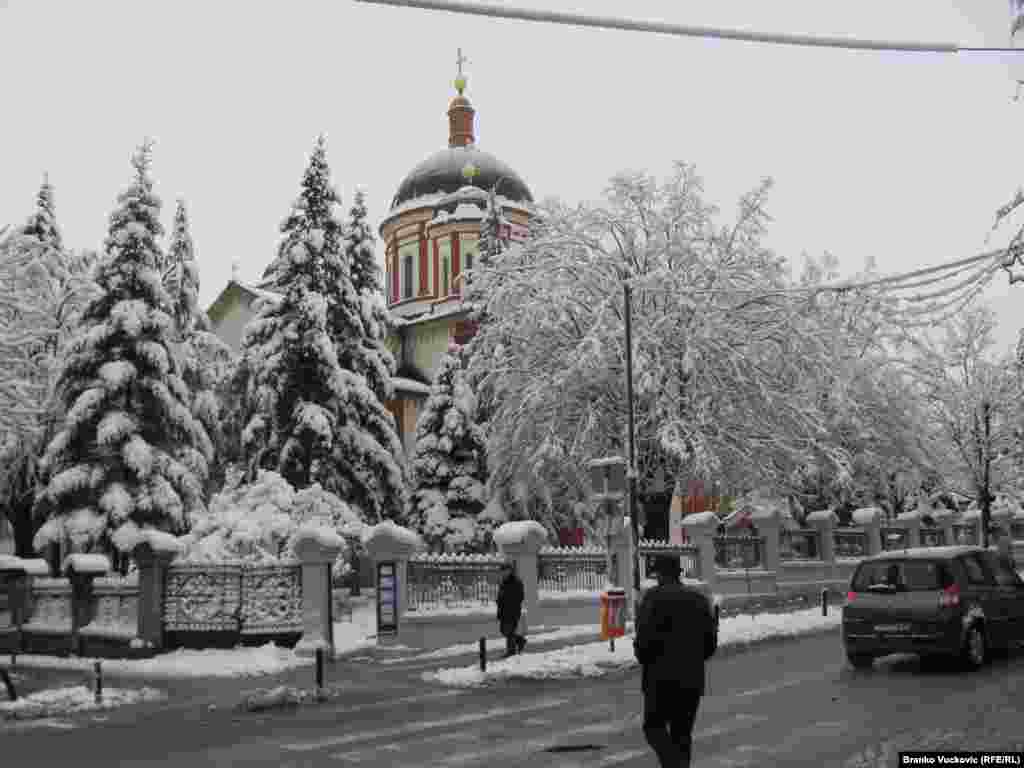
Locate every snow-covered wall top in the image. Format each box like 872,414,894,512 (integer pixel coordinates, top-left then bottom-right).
292,523,345,553
806,509,838,525
493,520,548,547
62,554,111,575
851,507,883,526
362,520,424,552
0,555,24,572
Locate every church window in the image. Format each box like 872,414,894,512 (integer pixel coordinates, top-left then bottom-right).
460,233,479,275
399,238,418,300
437,237,453,295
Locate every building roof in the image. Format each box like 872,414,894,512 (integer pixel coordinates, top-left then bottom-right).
389,146,533,211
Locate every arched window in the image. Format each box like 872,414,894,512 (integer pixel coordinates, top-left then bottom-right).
398,237,418,300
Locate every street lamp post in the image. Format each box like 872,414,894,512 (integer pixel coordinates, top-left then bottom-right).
623,283,641,611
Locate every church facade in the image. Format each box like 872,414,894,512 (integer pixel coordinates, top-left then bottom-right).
207,68,534,459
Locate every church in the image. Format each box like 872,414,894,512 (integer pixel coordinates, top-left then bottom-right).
207,61,534,458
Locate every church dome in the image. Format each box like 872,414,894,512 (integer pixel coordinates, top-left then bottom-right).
390,146,533,210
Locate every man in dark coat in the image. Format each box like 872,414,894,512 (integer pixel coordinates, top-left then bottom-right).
496,561,526,657
634,555,718,768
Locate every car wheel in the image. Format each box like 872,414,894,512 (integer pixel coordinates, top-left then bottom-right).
961,624,987,670
846,652,874,670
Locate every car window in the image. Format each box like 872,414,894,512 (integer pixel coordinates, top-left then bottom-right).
960,555,994,586
982,552,1021,587
852,560,952,592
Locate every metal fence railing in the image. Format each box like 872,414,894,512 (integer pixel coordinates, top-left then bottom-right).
406,554,505,612
951,523,978,546
833,529,869,559
880,527,910,551
714,536,764,569
638,540,702,580
779,529,820,561
537,547,608,592
919,528,947,548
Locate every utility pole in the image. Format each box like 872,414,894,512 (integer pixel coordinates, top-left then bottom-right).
624,283,641,608
981,400,992,549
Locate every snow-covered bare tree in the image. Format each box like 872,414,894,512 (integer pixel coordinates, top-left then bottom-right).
163,199,232,493
408,343,495,552
238,136,407,523
468,163,858,514
33,143,213,555
0,180,98,555
905,302,1019,546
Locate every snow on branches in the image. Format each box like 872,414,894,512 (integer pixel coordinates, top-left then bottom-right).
467,162,865,506
237,136,407,524
34,142,213,554
409,344,495,553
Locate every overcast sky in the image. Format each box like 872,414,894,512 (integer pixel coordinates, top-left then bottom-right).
2,1,1023,354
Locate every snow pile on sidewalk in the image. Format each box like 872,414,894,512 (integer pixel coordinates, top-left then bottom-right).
0,686,165,719
11,643,312,679
332,595,378,657
423,606,842,687
384,623,634,664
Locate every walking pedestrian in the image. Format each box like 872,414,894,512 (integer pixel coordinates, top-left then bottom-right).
496,561,526,657
634,555,718,768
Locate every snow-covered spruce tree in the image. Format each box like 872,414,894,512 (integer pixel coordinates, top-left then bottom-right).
163,199,232,494
340,187,396,405
33,143,213,555
409,343,492,552
238,136,406,523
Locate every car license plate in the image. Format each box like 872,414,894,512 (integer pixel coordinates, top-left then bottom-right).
875,623,910,633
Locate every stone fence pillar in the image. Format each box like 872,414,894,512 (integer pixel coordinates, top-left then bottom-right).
293,524,345,657
63,554,110,656
895,509,922,549
749,505,781,574
852,507,882,557
932,508,955,547
0,556,26,653
133,539,180,652
364,521,425,647
682,512,718,592
807,509,837,570
495,521,548,635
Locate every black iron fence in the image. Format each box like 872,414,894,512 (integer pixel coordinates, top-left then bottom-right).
779,529,820,561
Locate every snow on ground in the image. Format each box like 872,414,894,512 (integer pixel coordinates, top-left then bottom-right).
10,643,312,679
381,624,631,664
0,685,165,719
422,606,842,687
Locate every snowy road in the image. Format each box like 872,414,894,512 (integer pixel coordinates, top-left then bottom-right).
4,630,1024,767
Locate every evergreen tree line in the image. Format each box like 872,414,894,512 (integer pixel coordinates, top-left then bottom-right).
0,136,502,559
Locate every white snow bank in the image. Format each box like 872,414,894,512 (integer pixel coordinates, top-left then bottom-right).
362,520,423,550
382,624,627,664
62,554,110,574
293,523,344,551
422,606,841,687
11,643,312,679
0,686,165,719
493,520,547,547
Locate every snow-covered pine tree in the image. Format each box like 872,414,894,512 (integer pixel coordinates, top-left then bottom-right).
239,136,407,523
340,187,396,405
163,199,232,493
33,143,213,555
409,343,491,552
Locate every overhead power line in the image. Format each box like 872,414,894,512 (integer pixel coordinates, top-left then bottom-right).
353,0,1023,54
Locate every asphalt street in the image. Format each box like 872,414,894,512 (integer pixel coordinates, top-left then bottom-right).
4,628,1024,767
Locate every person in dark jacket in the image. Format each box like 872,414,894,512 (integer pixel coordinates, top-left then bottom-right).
634,555,718,768
496,561,526,657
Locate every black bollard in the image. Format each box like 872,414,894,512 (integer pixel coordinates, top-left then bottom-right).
315,647,325,691
821,588,829,617
479,637,486,672
94,660,103,705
